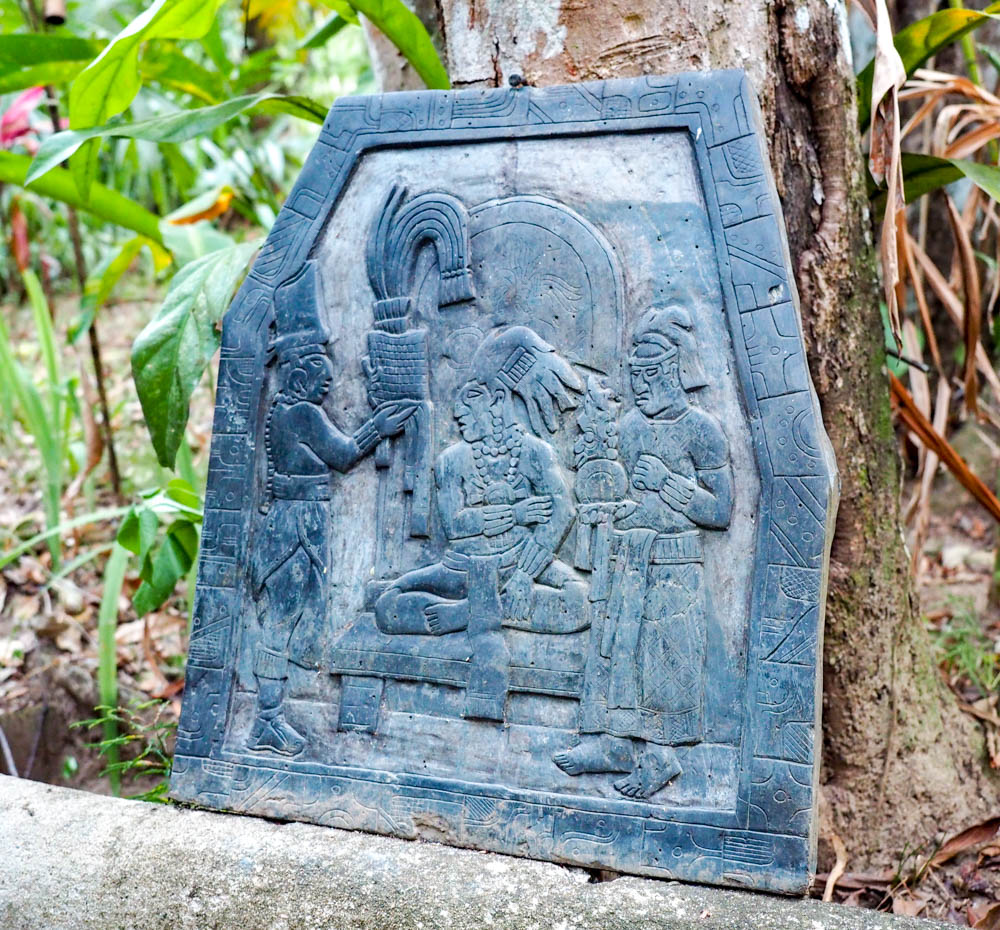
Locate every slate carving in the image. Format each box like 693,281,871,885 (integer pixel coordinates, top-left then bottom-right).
170,71,839,895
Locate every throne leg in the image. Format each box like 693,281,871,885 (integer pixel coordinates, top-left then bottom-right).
463,556,510,721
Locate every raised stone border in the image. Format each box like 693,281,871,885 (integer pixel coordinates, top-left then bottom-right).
1,775,945,930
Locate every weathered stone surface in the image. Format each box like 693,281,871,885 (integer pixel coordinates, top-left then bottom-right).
0,776,943,930
172,73,838,892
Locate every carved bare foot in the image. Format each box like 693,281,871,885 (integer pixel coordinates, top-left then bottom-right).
553,735,632,775
423,600,469,635
613,747,681,799
249,715,306,756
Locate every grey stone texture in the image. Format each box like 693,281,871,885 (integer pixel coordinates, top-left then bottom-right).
173,72,838,892
0,776,944,930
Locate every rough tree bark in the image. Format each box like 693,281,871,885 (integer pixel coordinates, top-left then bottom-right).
366,1,996,869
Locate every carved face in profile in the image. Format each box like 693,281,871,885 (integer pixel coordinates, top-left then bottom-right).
629,354,684,416
454,380,499,442
283,353,334,404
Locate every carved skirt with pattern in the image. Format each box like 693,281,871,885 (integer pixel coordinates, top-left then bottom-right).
579,528,706,746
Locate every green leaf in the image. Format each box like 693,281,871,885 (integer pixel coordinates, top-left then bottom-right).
131,241,258,468
331,0,448,89
97,542,129,794
0,34,104,73
67,0,227,199
117,505,159,566
0,34,105,93
323,1,360,25
160,220,235,268
28,93,327,186
300,12,348,50
132,520,198,616
885,152,1000,204
0,151,163,244
138,42,225,104
857,3,1000,128
165,478,201,513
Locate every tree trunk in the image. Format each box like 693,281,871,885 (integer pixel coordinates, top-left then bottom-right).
367,0,996,870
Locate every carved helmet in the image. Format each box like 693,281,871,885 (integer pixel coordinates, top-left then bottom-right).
628,305,708,391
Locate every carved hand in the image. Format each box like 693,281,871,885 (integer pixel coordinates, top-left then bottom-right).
482,504,516,536
612,499,638,522
514,495,553,526
373,401,419,438
632,453,670,492
502,569,534,622
660,471,697,511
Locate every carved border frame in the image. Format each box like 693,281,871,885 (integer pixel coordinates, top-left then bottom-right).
170,71,839,894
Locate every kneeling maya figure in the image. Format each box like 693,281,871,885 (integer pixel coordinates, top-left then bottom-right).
170,72,838,895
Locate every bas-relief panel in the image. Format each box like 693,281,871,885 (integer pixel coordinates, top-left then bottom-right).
171,72,838,895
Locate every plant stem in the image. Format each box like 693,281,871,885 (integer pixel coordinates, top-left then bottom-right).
43,91,123,498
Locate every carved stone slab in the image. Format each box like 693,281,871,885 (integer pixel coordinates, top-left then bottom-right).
170,72,839,895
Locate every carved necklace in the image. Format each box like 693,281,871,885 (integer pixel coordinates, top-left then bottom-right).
471,417,523,489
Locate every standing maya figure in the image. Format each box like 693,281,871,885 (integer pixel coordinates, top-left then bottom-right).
554,306,733,799
249,263,415,755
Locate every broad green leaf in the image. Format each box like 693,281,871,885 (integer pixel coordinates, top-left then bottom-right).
0,34,104,74
300,11,348,50
68,0,227,199
199,19,231,78
0,35,105,93
0,151,163,244
323,1,360,25
28,93,327,186
132,241,258,467
330,0,448,89
116,505,159,564
857,3,1000,128
138,43,225,104
132,520,198,616
0,62,90,95
160,220,235,267
165,477,201,512
871,153,1000,212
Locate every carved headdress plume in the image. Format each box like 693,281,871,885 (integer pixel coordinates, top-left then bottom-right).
469,326,584,436
629,305,708,391
270,261,329,358
365,184,476,322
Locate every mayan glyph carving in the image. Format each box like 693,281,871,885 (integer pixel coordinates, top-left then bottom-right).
172,73,838,894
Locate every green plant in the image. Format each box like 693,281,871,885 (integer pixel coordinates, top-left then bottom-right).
0,268,77,567
930,598,1000,701
74,700,177,802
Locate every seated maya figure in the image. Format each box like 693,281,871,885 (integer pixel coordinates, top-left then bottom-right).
374,326,589,640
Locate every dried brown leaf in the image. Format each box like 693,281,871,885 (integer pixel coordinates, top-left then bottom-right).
973,901,1000,929
868,0,906,342
890,373,1000,522
902,230,943,373
891,894,926,917
910,237,1000,400
945,195,982,414
928,817,1000,868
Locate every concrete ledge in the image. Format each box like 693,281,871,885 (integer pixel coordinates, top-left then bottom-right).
0,775,943,930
